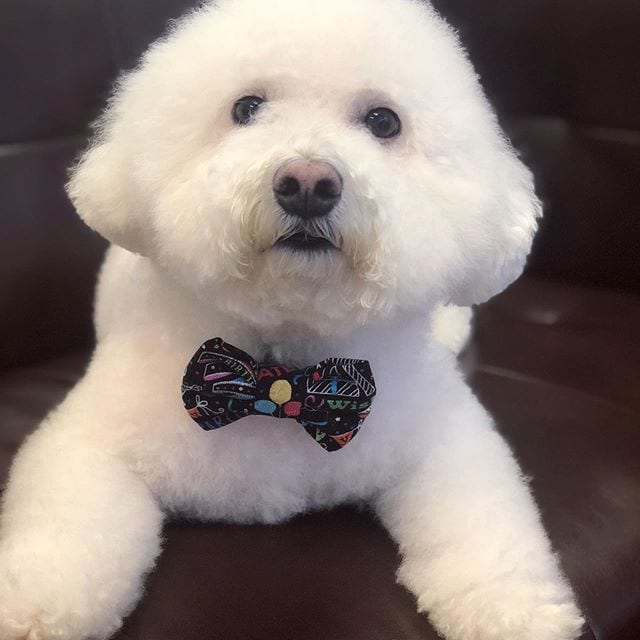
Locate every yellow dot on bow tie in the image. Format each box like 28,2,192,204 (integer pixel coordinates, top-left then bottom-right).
269,379,292,405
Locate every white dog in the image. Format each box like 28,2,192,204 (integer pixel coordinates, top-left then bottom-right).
0,0,585,638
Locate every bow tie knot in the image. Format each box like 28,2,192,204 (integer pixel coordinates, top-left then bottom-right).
182,338,376,451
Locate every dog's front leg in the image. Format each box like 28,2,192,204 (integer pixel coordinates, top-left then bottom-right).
375,401,584,640
0,415,163,640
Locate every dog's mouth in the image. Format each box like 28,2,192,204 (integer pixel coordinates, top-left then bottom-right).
275,231,338,252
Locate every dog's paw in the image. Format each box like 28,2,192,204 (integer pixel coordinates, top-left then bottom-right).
0,547,123,640
415,578,585,640
0,618,75,640
0,595,117,640
0,601,122,640
430,600,585,640
0,578,38,640
521,600,585,640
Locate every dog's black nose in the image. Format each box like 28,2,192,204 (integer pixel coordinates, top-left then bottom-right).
273,159,342,219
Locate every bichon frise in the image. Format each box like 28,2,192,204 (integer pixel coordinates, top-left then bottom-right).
0,0,585,638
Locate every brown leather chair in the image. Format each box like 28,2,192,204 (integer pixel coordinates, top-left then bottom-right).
1,1,639,638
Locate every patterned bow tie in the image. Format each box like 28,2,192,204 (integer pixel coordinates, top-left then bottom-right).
181,338,376,452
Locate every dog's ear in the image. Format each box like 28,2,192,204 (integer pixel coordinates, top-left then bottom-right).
66,124,148,255
449,145,542,306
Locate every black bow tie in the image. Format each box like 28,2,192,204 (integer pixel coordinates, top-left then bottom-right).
181,338,376,452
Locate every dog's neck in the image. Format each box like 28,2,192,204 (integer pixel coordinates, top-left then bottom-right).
147,258,434,368
250,311,435,368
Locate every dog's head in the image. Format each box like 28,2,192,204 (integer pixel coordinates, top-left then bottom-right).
68,0,540,333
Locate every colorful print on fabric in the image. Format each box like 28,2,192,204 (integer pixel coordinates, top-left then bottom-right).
181,338,376,452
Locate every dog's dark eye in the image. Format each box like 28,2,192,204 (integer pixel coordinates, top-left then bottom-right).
364,107,401,139
232,96,265,125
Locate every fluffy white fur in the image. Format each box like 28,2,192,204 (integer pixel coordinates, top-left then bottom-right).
0,1,584,638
